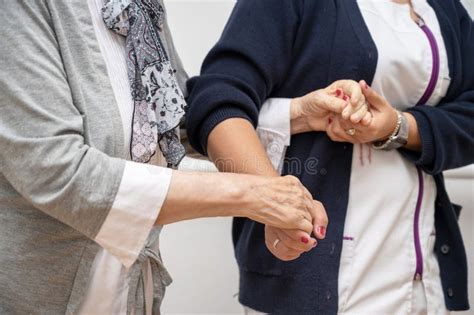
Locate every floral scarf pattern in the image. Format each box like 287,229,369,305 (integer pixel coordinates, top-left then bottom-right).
103,0,186,167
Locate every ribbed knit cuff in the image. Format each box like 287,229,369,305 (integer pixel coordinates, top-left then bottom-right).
198,105,254,155
399,109,435,172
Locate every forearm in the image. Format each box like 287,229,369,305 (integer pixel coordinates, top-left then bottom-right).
156,170,252,225
207,118,278,176
403,112,422,151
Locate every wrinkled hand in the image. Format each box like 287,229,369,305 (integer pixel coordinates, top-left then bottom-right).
246,175,328,235
291,80,372,133
326,80,398,144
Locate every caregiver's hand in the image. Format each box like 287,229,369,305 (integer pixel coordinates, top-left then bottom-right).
326,80,399,144
290,80,371,135
264,199,327,262
245,175,327,234
265,226,316,261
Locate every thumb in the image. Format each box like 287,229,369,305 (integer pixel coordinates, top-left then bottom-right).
315,91,347,114
359,80,385,110
310,200,328,240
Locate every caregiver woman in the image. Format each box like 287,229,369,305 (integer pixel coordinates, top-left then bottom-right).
186,0,474,313
0,1,331,314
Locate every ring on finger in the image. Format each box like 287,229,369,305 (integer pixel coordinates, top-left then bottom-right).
345,128,356,136
273,238,281,249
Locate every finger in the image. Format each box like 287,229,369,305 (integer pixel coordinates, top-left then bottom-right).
350,102,368,124
275,228,316,252
341,96,352,120
295,215,314,235
314,92,347,114
361,111,373,126
359,80,385,110
266,227,302,261
334,88,344,99
330,117,356,143
326,120,343,142
310,200,329,239
341,96,365,122
338,115,354,131
348,85,363,110
333,80,363,106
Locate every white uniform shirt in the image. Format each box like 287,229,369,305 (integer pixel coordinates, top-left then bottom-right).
256,0,452,314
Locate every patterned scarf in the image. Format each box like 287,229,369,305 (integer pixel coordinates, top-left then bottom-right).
102,0,186,167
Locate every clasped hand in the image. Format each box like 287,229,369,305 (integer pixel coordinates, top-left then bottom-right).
266,80,400,261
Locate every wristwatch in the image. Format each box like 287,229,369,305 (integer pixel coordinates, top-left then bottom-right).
372,111,409,150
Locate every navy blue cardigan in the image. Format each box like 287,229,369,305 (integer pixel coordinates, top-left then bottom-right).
186,0,474,313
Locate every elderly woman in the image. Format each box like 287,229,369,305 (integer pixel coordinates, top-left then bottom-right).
186,0,474,313
0,1,334,314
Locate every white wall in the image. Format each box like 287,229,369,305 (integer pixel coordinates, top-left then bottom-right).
161,1,474,313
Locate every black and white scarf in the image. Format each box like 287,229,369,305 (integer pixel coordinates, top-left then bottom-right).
102,0,186,167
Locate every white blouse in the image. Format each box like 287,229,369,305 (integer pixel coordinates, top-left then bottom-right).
79,0,291,313
258,0,452,314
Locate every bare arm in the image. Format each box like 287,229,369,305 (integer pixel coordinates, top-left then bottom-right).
156,164,317,234
205,118,328,261
207,118,279,176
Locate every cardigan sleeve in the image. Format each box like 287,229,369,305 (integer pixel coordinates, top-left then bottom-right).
399,1,474,175
185,0,302,155
0,1,125,241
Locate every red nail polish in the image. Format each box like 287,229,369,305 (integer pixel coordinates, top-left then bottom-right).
301,236,309,244
318,226,326,237
328,117,333,124
343,95,349,101
312,241,318,248
335,89,342,97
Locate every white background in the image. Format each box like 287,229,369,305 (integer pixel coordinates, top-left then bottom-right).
160,1,474,313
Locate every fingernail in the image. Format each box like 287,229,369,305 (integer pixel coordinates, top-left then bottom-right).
343,95,349,101
312,240,318,248
317,226,326,238
301,236,309,244
328,117,333,124
363,81,369,90
335,89,342,97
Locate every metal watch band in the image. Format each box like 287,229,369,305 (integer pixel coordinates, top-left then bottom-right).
372,111,409,150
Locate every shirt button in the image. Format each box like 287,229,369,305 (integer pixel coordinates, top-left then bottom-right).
320,168,327,176
436,201,442,208
330,243,335,255
447,288,454,298
326,291,332,300
441,244,450,255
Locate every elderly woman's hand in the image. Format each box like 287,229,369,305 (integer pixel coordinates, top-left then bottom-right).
290,80,372,134
326,80,399,144
245,175,328,235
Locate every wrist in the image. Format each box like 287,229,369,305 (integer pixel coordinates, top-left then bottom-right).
377,108,399,141
232,175,270,219
290,97,309,134
290,97,326,134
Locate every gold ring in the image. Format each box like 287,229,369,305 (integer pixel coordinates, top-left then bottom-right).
345,128,356,136
273,239,280,249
